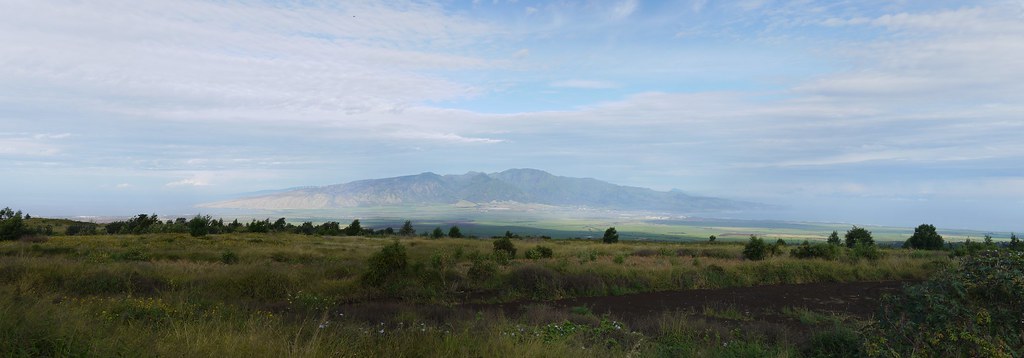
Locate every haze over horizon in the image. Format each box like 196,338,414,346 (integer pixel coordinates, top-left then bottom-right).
2,1,1023,231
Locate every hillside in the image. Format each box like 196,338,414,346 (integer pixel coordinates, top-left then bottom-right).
200,169,751,213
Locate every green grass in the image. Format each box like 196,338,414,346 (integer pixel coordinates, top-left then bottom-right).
0,231,948,356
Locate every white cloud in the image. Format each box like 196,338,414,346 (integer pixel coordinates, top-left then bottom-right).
390,131,506,144
611,0,639,19
166,178,210,187
0,1,507,121
550,80,617,89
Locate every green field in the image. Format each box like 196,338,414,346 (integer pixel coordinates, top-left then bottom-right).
1,230,955,357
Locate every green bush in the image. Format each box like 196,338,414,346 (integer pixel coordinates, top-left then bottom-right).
361,242,408,287
850,242,881,260
803,326,862,358
867,250,1024,357
742,235,768,261
221,250,239,264
524,245,554,260
467,257,497,281
493,237,516,258
790,243,840,260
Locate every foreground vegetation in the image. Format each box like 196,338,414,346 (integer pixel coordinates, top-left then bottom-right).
0,230,944,356
1,209,1021,356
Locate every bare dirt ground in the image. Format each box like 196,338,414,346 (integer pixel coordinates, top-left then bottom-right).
527,280,910,319
334,280,913,329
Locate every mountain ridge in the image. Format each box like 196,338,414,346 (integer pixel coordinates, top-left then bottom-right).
200,168,753,213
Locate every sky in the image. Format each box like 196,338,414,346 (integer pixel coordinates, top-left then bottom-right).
2,0,1023,230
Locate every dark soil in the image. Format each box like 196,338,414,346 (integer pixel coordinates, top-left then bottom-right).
333,280,913,328
524,280,911,319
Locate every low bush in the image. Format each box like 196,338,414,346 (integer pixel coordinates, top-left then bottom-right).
742,236,768,261
493,237,516,259
790,243,840,260
361,242,408,287
867,250,1024,357
508,264,560,299
803,326,862,358
850,242,881,261
524,245,553,260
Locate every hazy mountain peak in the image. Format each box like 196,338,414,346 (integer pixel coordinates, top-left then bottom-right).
201,169,751,212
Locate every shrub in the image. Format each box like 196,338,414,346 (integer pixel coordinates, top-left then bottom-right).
803,326,862,358
509,264,560,298
188,215,211,237
790,243,840,260
868,250,1024,357
602,227,619,243
493,237,516,259
65,224,97,236
903,223,944,250
0,208,26,241
742,235,768,261
220,250,239,264
613,254,625,264
524,245,553,260
844,226,873,248
467,257,497,281
362,242,408,287
850,242,881,260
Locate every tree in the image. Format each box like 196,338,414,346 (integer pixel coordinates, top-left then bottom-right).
431,227,445,239
448,226,463,238
344,219,363,236
602,227,619,243
272,218,288,232
904,224,944,250
0,207,25,241
188,215,211,237
827,230,841,246
493,237,516,258
743,235,768,261
845,226,874,248
398,221,415,236
1010,233,1022,250
708,235,717,243
297,221,315,235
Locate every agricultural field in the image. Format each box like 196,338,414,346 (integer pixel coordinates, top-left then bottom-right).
6,228,1013,357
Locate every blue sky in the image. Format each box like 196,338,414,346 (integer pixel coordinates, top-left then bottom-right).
2,0,1023,230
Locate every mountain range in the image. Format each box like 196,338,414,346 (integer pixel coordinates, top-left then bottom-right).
200,168,752,213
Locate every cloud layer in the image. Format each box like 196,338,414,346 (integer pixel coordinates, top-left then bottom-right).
1,1,1022,230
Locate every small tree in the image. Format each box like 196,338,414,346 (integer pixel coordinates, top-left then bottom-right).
448,225,463,238
398,220,415,236
187,215,211,237
362,242,408,287
845,226,874,248
343,219,363,236
493,237,516,258
904,224,943,250
743,235,768,261
431,227,445,239
827,230,841,246
0,207,25,241
708,235,717,243
1010,233,1022,250
602,227,619,243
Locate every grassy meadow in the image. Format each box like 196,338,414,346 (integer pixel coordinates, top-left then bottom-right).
0,231,954,357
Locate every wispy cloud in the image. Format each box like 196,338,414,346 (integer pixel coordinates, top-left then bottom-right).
550,80,617,89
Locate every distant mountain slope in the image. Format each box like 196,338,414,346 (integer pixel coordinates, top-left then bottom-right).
200,169,752,212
